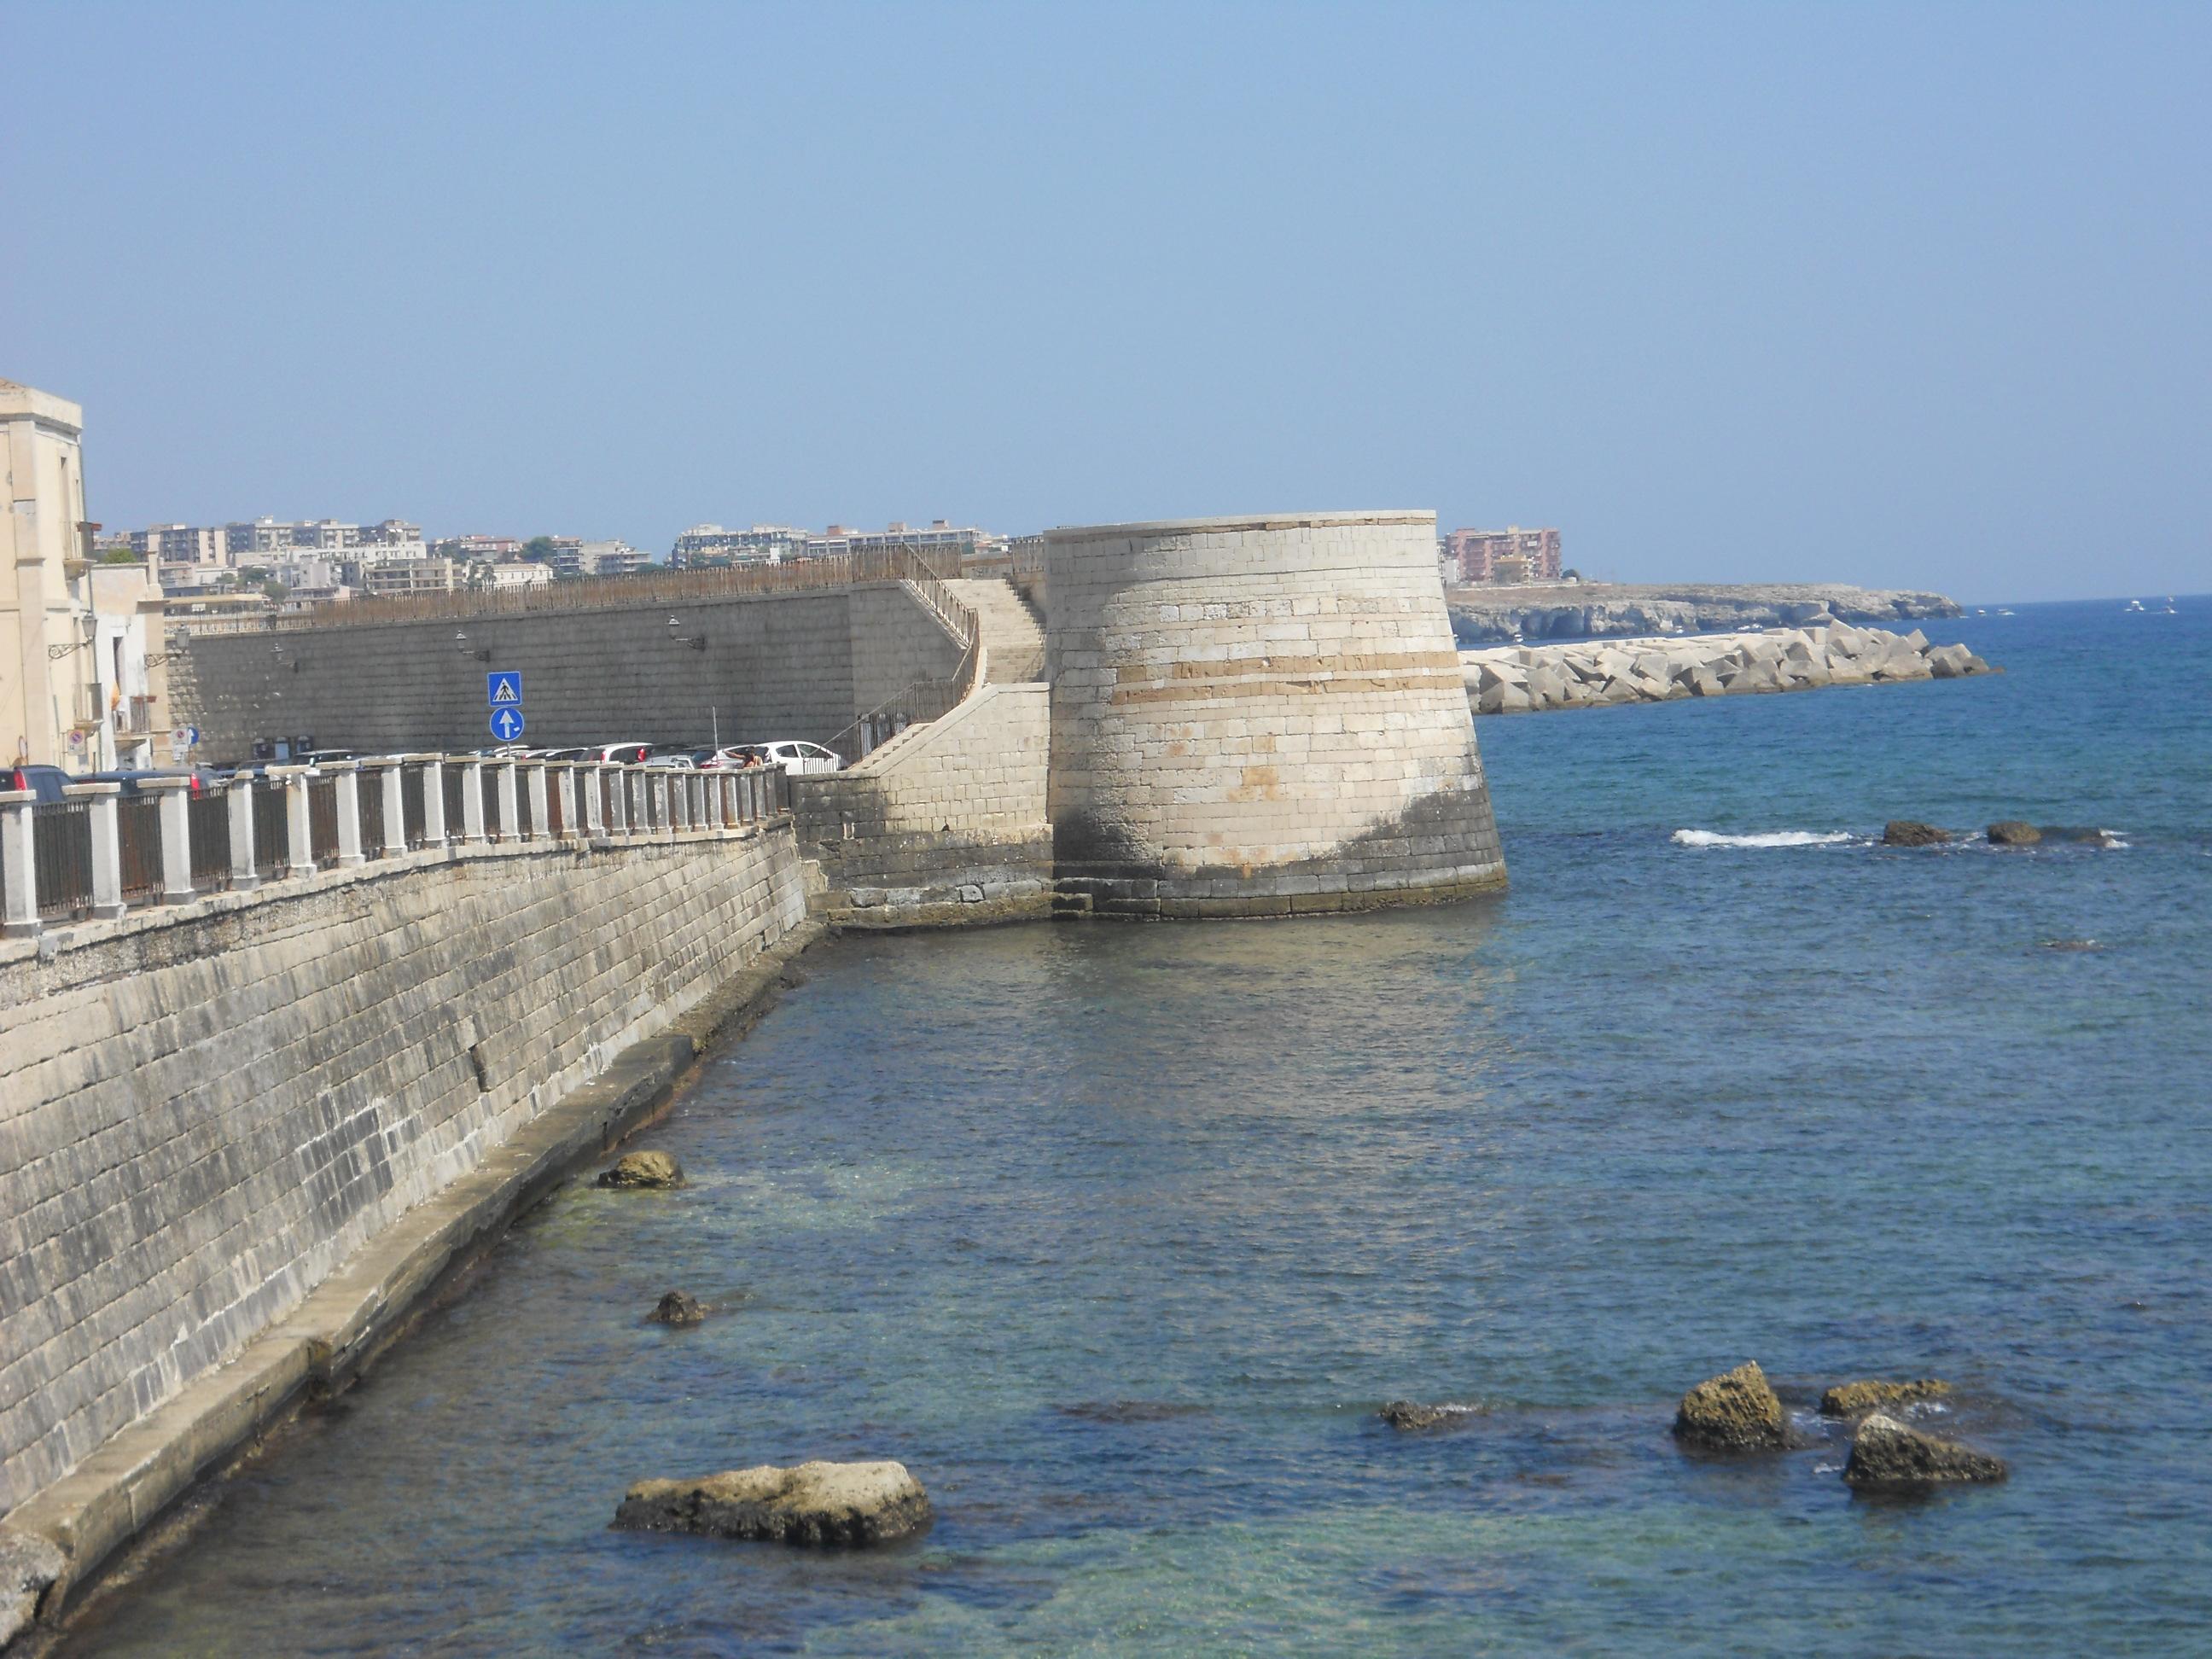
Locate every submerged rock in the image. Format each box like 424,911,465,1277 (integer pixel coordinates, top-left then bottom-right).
1378,1400,1481,1431
1843,1413,2007,1487
1882,820,1950,847
1987,821,2043,847
649,1290,707,1325
1819,1378,1950,1417
614,1460,932,1545
1673,1361,1787,1452
597,1150,684,1190
1,1528,65,1649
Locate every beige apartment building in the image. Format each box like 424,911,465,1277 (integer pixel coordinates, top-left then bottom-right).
2,379,169,771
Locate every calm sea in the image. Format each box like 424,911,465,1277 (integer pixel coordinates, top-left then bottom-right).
63,597,2212,1656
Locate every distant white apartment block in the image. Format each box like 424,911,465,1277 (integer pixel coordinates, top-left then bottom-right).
669,524,812,568
432,533,524,563
670,518,1005,568
546,538,649,579
363,557,463,597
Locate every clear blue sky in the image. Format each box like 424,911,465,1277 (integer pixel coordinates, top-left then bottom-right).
5,2,2205,600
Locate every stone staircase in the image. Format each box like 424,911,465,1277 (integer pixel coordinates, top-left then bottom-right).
945,578,1048,683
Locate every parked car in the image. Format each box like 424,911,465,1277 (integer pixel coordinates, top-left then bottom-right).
737,740,843,776
5,764,73,803
594,742,655,765
697,747,763,771
639,746,697,771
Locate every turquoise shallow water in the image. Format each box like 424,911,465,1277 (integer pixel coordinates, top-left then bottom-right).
62,598,2212,1656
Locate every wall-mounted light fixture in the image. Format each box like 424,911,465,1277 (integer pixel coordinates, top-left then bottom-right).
455,630,492,663
667,615,706,652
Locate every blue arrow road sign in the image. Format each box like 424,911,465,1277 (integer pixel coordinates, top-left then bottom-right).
489,707,526,742
486,671,523,706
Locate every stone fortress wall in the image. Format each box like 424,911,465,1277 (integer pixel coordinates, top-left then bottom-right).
1043,513,1507,917
169,583,963,760
0,510,1523,1631
0,824,807,1572
795,681,1052,928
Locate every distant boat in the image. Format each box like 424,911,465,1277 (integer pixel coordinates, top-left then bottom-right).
1975,608,1987,614
1997,608,2015,616
2125,599,2146,612
2165,597,2179,613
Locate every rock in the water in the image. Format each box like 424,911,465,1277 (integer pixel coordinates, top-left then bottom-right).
1673,1360,1787,1451
614,1460,931,1545
1819,1378,1951,1417
0,1528,65,1649
1843,1412,2007,1487
1378,1400,1479,1431
1882,820,1950,847
649,1290,707,1325
1987,821,2042,847
597,1150,684,1190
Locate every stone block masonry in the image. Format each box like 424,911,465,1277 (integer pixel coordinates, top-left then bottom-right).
171,583,963,760
0,824,807,1571
1045,513,1507,917
795,681,1052,928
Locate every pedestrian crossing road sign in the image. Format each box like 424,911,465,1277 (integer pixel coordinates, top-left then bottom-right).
486,671,523,706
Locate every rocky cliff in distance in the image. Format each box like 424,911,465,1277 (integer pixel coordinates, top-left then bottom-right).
1447,582,1963,643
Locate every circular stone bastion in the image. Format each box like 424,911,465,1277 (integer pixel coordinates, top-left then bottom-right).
1043,510,1507,917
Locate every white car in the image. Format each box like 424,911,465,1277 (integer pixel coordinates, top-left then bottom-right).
739,740,843,776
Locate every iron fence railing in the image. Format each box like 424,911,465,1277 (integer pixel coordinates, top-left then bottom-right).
253,783,289,879
248,545,980,637
189,789,232,893
116,796,163,907
360,776,388,857
403,769,428,848
34,801,94,921
442,765,469,840
307,777,340,868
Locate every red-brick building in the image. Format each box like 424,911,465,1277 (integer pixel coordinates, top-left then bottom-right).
1441,526,1562,585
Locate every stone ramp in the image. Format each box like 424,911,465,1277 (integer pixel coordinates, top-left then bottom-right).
946,578,1046,682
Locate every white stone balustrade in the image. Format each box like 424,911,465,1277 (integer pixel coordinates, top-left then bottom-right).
142,777,195,904
369,760,408,858
0,755,787,940
1,789,36,938
228,774,259,890
462,760,487,844
496,761,521,843
61,783,126,920
419,757,447,848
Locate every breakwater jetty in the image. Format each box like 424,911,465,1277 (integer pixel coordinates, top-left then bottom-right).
1447,581,1963,644
1462,623,1993,713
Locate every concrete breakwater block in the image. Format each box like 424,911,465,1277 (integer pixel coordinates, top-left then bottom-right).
1461,623,1994,716
614,1460,933,1545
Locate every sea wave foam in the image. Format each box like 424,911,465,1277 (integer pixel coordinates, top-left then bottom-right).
1672,829,1853,849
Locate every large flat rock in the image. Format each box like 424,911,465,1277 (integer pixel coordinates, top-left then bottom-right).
614,1459,933,1546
